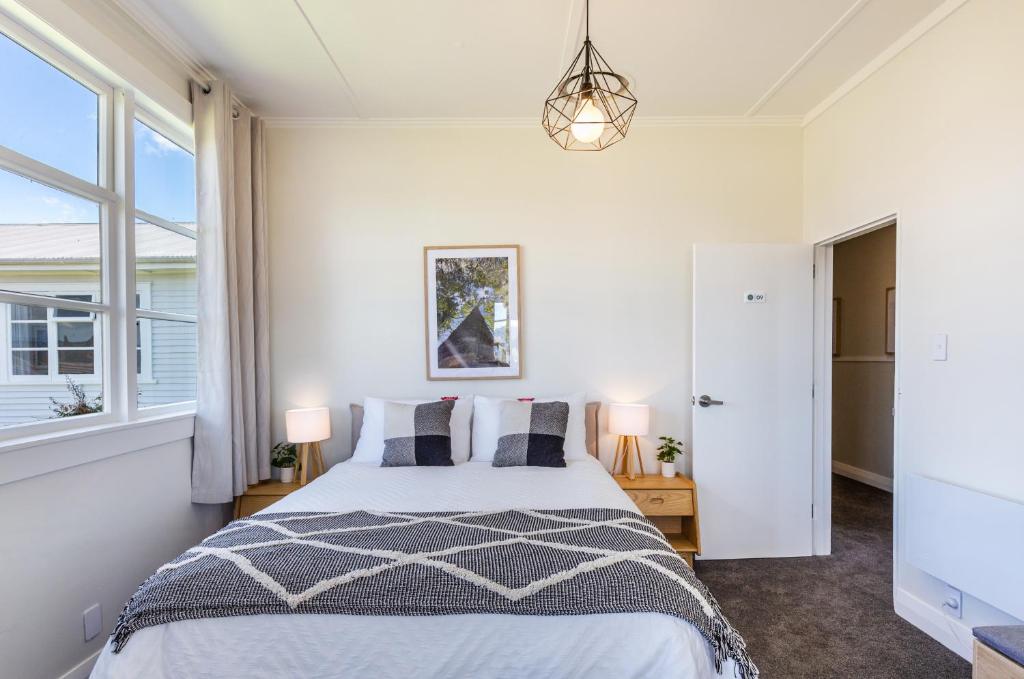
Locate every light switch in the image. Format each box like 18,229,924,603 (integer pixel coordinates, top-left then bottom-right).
83,603,102,642
930,333,948,361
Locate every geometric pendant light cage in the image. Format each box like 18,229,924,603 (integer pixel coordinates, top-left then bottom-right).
542,0,637,151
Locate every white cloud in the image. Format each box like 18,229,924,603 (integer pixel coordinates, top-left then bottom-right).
35,193,93,223
142,127,182,157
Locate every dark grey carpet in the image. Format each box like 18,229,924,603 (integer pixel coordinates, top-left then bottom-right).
695,475,971,679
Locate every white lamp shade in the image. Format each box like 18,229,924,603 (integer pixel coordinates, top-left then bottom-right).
286,407,331,443
608,403,650,436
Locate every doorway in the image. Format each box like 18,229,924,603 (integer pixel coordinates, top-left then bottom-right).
811,215,898,556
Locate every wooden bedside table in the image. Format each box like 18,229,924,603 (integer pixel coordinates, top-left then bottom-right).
233,481,301,519
614,474,702,566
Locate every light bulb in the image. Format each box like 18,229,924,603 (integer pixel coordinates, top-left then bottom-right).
570,97,605,143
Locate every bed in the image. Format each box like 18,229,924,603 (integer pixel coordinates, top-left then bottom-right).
91,403,751,679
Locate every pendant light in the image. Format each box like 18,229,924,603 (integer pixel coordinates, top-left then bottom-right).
542,0,637,151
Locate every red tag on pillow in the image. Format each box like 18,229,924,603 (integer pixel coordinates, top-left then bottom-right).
517,397,535,402
441,396,459,401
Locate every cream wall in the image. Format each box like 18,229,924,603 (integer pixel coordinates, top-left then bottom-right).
805,0,1024,655
267,124,803,474
0,438,228,679
832,225,895,481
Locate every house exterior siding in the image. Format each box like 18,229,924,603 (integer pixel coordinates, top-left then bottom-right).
0,268,196,427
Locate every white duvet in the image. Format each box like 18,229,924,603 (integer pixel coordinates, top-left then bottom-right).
92,457,736,679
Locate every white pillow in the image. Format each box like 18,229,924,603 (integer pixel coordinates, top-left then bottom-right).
471,393,587,462
352,397,472,464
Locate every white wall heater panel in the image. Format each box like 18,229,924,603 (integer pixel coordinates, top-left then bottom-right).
906,474,1024,620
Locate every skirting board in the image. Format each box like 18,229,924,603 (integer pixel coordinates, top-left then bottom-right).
57,649,101,679
832,460,893,492
895,588,973,662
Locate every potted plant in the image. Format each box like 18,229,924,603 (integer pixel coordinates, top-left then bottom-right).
271,442,297,483
656,436,683,478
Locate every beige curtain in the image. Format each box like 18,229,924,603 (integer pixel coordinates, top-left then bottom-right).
190,81,271,503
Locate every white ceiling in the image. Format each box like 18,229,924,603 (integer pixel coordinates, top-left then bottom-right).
117,0,947,120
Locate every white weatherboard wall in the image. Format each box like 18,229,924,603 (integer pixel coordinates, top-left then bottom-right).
804,0,1024,657
266,124,803,474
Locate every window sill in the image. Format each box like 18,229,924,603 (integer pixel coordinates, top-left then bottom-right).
0,410,196,486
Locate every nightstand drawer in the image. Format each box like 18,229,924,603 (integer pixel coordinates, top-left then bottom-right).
624,489,694,516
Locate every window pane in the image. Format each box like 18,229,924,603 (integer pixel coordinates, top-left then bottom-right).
11,304,46,321
1,302,104,428
58,349,93,374
0,169,102,299
12,323,47,348
134,120,195,222
11,350,47,375
138,318,196,408
0,32,98,183
56,322,93,347
136,220,196,313
54,295,92,317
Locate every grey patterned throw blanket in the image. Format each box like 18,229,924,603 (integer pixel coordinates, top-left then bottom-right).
113,508,758,678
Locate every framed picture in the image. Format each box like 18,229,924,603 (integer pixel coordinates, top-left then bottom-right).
424,245,522,380
832,298,841,357
885,287,896,355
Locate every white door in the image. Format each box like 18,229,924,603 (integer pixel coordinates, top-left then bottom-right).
692,243,813,559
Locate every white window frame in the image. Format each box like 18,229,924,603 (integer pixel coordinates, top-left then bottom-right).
0,16,196,446
0,283,154,385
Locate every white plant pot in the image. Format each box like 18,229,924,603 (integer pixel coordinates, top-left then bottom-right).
278,467,295,483
661,461,676,478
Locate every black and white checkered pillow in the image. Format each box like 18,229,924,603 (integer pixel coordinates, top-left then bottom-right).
492,400,569,467
381,400,456,467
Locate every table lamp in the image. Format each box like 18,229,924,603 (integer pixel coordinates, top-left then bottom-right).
609,403,649,480
285,406,331,485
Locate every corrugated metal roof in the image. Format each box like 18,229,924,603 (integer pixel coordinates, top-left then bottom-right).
0,223,196,262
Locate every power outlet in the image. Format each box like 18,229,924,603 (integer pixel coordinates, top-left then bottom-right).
942,585,962,619
83,603,102,641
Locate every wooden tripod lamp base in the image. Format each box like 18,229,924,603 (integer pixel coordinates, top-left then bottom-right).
298,441,327,485
285,407,332,487
611,435,645,479
607,403,650,480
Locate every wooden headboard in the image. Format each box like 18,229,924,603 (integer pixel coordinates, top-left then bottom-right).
350,400,601,458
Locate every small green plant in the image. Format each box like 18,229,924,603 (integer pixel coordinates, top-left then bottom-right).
656,436,683,463
50,377,102,418
271,442,297,469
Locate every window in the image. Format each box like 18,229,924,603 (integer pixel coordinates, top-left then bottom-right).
1,286,154,385
9,295,97,379
133,122,197,409
0,23,197,437
0,31,98,183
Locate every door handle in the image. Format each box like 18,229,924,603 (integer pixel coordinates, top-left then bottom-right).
697,394,724,408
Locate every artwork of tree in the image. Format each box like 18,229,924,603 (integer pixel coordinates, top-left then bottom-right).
434,256,509,336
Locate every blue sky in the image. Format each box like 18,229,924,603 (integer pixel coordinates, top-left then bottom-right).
0,31,195,224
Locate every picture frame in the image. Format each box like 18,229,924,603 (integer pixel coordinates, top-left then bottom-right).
885,287,896,355
423,245,522,380
832,298,841,357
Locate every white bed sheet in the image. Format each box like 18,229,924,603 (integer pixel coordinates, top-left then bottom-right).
92,457,736,679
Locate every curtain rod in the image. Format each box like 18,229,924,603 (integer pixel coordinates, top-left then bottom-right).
197,82,242,119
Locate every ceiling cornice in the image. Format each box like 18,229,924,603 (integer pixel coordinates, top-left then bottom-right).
263,115,803,129
109,0,215,84
802,0,970,126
